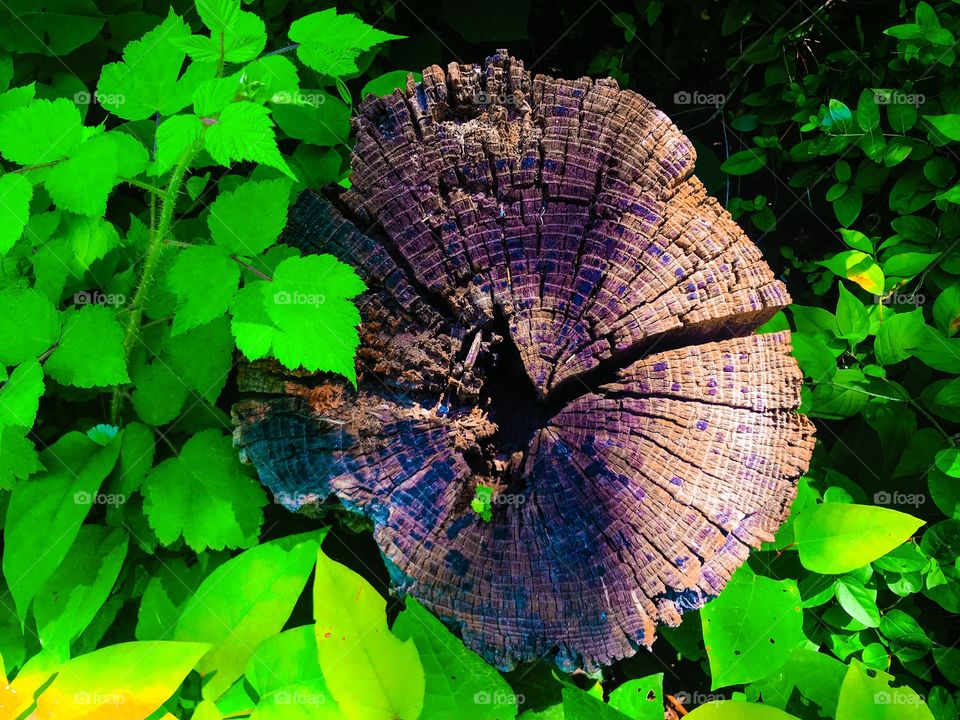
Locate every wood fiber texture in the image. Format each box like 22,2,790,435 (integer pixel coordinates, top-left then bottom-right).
232,50,816,672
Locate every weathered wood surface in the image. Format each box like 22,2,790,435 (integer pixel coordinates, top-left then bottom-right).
232,50,815,671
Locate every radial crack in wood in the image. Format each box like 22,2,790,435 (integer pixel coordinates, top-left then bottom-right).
231,50,815,672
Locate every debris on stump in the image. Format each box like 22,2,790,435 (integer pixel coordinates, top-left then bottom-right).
232,50,816,672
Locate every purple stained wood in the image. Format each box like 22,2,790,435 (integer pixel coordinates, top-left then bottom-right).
232,51,816,672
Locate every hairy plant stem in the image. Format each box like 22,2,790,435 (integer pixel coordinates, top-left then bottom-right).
109,144,197,423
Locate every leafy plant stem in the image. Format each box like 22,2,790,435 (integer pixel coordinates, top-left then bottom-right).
110,143,198,423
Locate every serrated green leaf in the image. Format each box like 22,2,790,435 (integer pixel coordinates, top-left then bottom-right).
0,97,82,165
0,287,60,365
167,245,241,335
46,304,129,388
290,9,403,78
155,114,203,174
97,12,214,121
230,254,365,383
0,173,32,255
141,428,267,552
0,360,43,428
204,101,294,178
208,178,292,256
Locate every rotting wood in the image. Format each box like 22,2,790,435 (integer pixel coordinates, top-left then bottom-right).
232,50,816,672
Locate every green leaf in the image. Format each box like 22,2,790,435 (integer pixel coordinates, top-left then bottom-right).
313,548,425,720
933,284,960,336
245,625,327,697
162,315,234,404
46,304,130,387
231,254,365,383
834,186,863,227
0,360,43,428
130,359,190,426
271,91,351,147
720,148,766,175
141,428,268,551
875,309,927,365
607,674,663,720
167,245,241,335
155,114,203,174
878,609,932,651
817,251,885,294
835,661,933,720
196,0,240,32
794,503,925,574
290,9,404,78
43,133,120,216
393,598,517,719
0,173,32,255
0,426,42,490
926,114,960,141
686,701,800,719
882,251,940,278
0,287,59,365
204,101,294,178
933,647,960,686
835,282,870,344
0,97,82,165
702,569,806,688
136,557,215,641
221,11,267,63
834,577,880,627
361,71,418,98
561,686,630,719
207,178,292,256
27,641,211,719
96,12,212,121
34,524,128,659
3,432,120,620
856,89,881,131
175,532,323,700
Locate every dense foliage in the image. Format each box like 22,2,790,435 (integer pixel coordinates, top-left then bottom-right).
0,0,957,718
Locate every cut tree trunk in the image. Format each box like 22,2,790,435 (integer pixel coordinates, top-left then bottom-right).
232,50,816,672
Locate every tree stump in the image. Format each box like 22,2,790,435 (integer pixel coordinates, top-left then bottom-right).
232,50,816,672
